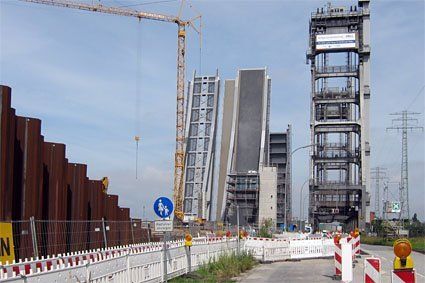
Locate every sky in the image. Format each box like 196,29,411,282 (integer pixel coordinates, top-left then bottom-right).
0,0,424,221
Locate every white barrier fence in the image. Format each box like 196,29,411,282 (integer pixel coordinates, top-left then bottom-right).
244,237,335,262
0,238,239,283
1,237,335,282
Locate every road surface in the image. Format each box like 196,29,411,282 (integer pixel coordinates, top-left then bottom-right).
362,244,425,282
238,244,425,283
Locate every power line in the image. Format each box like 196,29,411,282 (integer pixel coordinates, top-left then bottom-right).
406,85,425,110
386,110,423,220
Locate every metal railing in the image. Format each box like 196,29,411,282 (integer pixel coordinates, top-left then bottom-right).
0,237,239,282
316,65,358,74
9,219,152,261
243,237,334,262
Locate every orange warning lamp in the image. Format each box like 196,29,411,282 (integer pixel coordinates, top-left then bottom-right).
185,234,192,247
393,239,414,270
226,231,231,238
354,228,360,237
333,234,341,244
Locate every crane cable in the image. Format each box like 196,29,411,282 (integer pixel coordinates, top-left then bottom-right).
187,0,202,73
135,19,143,179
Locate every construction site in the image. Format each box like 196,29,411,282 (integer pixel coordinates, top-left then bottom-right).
1,1,424,280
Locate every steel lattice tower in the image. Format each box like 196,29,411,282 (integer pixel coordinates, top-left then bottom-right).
387,110,423,220
307,0,371,231
370,167,386,218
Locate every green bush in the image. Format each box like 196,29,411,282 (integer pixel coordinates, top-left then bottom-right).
362,236,425,253
170,251,257,283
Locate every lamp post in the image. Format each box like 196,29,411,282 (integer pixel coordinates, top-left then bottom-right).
285,143,317,232
236,205,240,254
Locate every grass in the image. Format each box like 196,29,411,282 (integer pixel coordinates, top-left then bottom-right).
170,251,257,283
361,236,425,253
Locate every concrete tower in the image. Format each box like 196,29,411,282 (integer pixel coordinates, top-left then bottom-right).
183,72,220,222
307,0,371,231
269,126,292,229
219,68,273,226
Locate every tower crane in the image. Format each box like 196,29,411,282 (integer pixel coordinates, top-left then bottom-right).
19,0,201,220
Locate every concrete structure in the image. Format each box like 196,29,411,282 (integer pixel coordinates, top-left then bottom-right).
269,127,292,228
258,166,277,226
183,72,220,221
216,80,236,221
306,0,371,230
218,68,273,226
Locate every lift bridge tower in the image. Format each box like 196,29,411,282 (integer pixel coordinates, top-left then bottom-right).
307,0,371,231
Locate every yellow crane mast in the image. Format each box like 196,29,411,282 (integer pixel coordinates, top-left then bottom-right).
19,0,201,219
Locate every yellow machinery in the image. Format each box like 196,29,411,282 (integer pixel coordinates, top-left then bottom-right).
101,177,109,193
19,0,202,220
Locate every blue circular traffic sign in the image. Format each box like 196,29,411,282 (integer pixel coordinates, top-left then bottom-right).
153,197,174,219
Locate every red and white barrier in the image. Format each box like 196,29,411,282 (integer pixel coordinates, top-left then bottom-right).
354,235,361,257
364,257,381,283
341,242,353,282
334,243,342,279
391,269,416,283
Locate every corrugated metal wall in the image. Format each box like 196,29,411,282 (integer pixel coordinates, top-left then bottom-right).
0,86,15,222
0,85,138,256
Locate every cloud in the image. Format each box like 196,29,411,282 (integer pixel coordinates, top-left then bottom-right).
1,0,424,221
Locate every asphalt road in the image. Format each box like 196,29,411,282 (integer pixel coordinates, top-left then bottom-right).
238,244,425,283
361,244,425,282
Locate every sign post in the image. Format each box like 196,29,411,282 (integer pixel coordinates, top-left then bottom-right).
185,234,192,273
153,197,174,283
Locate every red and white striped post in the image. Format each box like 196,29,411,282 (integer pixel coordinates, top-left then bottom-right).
391,270,416,283
347,234,356,263
333,234,342,280
354,235,361,258
364,257,381,283
334,243,342,279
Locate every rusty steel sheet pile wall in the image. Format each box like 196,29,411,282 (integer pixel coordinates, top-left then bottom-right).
118,207,131,245
0,85,139,260
131,218,151,243
66,163,89,252
105,194,119,246
0,86,16,221
13,117,44,259
13,117,44,221
42,142,68,256
86,180,106,249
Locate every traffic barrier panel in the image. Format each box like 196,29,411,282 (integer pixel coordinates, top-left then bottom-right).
341,242,353,282
391,269,416,283
334,243,342,279
347,236,356,263
354,235,361,257
289,239,323,259
364,257,381,283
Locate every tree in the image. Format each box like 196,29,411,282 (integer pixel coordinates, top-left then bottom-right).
412,213,418,223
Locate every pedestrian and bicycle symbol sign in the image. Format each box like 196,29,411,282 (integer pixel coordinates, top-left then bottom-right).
153,197,174,219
